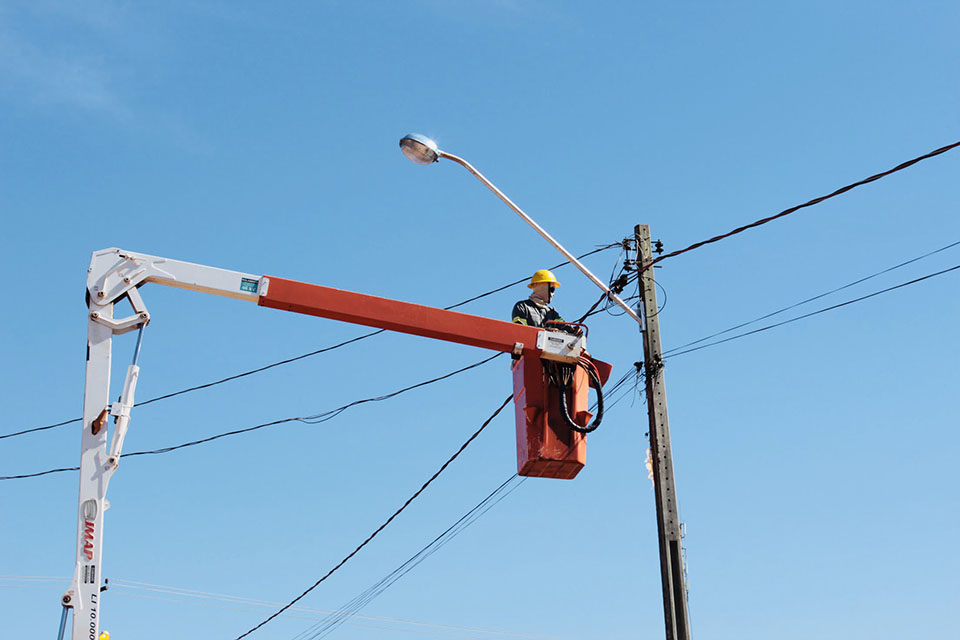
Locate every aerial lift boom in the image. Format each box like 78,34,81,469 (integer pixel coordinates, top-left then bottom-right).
62,248,611,640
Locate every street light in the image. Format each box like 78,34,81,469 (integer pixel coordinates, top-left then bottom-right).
398,133,643,325
399,133,440,165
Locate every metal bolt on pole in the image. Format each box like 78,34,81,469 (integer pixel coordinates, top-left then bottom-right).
635,224,691,640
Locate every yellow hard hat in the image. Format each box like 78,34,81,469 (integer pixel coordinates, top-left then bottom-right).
99,633,110,640
528,269,560,289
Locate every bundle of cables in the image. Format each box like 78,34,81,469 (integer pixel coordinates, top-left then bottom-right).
543,354,605,434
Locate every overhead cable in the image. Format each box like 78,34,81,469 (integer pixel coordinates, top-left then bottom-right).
575,250,638,324
5,266,624,481
254,284,643,639
233,393,515,640
663,238,960,356
108,577,567,638
444,243,619,310
0,575,568,639
648,140,960,268
299,372,652,640
297,363,649,639
666,262,960,358
0,465,86,482
293,474,527,640
2,243,619,441
0,354,503,481
599,365,646,414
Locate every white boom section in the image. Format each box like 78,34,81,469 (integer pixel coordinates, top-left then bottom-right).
63,303,113,638
63,249,267,640
88,247,268,306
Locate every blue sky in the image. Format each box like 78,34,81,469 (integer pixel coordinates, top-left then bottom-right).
2,2,958,639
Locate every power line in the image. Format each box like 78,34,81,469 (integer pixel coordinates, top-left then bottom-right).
663,238,960,357
254,283,638,639
444,243,619,310
575,250,638,324
298,364,650,640
0,466,82,481
601,364,646,414
1,243,619,441
666,262,960,358
299,377,653,640
233,393,515,640
0,354,503,481
0,417,80,441
603,379,645,414
4,257,623,480
75,253,952,479
300,391,649,640
108,587,565,639
648,140,960,268
0,332,385,442
294,474,526,640
0,575,570,639
295,353,502,424
133,332,384,410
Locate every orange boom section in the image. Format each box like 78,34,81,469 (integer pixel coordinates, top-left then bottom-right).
259,276,543,355
259,276,611,479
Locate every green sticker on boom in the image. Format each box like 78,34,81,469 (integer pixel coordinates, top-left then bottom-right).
240,278,259,293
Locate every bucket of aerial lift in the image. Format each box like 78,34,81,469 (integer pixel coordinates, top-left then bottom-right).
512,355,597,479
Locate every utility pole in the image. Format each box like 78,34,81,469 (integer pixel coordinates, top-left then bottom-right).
635,224,691,640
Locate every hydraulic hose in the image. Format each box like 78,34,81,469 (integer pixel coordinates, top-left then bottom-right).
547,360,604,434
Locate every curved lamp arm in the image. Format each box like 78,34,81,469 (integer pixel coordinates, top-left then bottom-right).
400,134,643,325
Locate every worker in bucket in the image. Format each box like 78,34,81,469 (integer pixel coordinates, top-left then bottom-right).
512,269,565,328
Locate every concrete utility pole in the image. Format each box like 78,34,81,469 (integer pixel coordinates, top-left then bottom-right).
635,224,691,640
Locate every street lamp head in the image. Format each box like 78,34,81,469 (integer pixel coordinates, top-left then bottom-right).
399,133,440,165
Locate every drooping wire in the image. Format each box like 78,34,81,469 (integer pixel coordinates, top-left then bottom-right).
647,140,960,270
2,244,619,441
133,332,383,410
9,275,624,639
0,354,504,481
283,289,644,639
233,290,623,638
0,466,82,482
302,367,651,640
294,353,503,425
603,376,645,413
0,575,567,638
663,238,960,356
0,418,79,441
596,363,645,414
17,241,946,480
302,362,647,640
0,332,384,443
665,262,960,359
605,242,629,298
4,268,627,481
652,280,668,316
447,243,619,310
293,474,527,640
233,394,515,640
103,259,960,471
574,244,636,324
